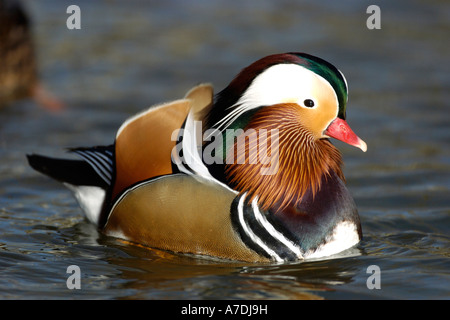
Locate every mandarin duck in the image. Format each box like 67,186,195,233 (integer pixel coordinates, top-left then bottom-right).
27,53,367,262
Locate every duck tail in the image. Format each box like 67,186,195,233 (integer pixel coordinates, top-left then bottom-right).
26,145,115,226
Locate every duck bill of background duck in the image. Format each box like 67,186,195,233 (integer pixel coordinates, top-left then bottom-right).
324,117,367,152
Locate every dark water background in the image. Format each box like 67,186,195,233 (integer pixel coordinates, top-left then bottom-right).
0,0,449,299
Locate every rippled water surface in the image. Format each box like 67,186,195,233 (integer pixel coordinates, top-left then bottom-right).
0,0,449,299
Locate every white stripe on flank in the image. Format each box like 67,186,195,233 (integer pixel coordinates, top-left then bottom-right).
237,194,283,262
181,110,213,179
251,198,303,259
174,110,238,194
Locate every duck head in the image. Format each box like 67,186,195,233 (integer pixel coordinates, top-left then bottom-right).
203,52,367,212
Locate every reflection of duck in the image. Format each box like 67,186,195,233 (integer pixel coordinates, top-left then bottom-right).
27,53,367,262
0,0,62,110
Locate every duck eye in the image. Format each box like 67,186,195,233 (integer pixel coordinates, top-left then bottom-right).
303,99,315,108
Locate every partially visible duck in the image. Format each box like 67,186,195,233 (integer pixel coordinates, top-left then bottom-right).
0,0,62,110
27,52,367,262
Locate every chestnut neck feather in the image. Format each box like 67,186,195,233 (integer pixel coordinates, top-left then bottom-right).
225,104,345,212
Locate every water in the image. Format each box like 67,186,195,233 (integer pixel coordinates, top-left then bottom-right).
0,0,449,300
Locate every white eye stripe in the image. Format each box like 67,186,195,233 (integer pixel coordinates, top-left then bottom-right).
212,63,339,132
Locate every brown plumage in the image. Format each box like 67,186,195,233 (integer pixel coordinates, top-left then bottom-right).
225,103,345,212
112,84,213,199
